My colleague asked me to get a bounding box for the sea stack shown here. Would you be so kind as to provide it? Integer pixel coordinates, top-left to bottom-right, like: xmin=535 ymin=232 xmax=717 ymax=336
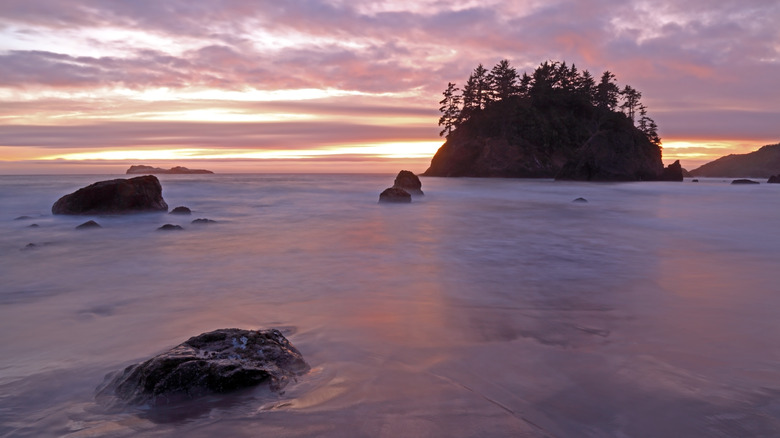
xmin=392 ymin=170 xmax=424 ymax=195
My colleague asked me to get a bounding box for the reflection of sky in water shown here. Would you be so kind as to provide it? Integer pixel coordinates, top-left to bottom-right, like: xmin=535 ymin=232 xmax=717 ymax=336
xmin=1 ymin=175 xmax=779 ymax=437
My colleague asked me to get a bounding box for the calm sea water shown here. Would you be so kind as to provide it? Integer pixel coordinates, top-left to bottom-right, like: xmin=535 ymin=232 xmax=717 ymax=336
xmin=1 ymin=173 xmax=779 ymax=437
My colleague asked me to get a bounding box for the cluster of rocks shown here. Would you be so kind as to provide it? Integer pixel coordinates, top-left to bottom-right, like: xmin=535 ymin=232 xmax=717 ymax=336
xmin=46 ymin=175 xmax=217 ymax=231
xmin=379 ymin=170 xmax=424 ymax=203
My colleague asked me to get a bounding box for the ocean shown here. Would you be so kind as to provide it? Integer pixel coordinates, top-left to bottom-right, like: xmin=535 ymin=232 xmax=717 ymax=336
xmin=1 ymin=173 xmax=779 ymax=437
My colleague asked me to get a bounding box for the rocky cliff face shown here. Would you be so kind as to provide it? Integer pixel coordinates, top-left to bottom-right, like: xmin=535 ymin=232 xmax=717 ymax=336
xmin=689 ymin=143 xmax=780 ymax=178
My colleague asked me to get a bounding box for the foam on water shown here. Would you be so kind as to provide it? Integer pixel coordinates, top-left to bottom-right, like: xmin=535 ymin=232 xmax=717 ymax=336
xmin=1 ymin=174 xmax=779 ymax=437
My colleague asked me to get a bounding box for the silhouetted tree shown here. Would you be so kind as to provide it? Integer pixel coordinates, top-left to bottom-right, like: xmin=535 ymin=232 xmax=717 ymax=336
xmin=438 ymin=82 xmax=461 ymax=137
xmin=595 ymin=71 xmax=620 ymax=110
xmin=489 ymin=59 xmax=520 ymax=102
xmin=460 ymin=64 xmax=490 ymax=119
xmin=620 ymin=85 xmax=642 ymax=122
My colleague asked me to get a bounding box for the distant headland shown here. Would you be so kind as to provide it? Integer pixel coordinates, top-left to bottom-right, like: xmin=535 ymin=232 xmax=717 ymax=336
xmin=126 ymin=165 xmax=214 ymax=175
xmin=689 ymin=143 xmax=780 ymax=178
xmin=424 ymin=60 xmax=681 ymax=181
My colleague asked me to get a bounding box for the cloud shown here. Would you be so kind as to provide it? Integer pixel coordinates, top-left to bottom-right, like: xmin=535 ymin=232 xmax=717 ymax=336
xmin=0 ymin=0 xmax=778 ymax=168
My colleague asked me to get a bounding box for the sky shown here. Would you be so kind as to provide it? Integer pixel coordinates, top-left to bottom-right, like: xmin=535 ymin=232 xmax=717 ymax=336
xmin=0 ymin=0 xmax=778 ymax=174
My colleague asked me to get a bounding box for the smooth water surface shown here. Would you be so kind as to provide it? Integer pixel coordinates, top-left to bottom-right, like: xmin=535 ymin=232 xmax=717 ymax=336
xmin=1 ymin=174 xmax=779 ymax=437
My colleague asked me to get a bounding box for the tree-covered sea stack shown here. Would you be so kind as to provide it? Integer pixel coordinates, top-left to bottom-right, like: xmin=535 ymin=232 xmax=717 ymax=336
xmin=426 ymin=60 xmax=679 ymax=181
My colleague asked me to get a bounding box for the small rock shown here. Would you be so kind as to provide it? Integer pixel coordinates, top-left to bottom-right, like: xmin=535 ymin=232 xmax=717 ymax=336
xmin=767 ymin=175 xmax=780 ymax=184
xmin=97 ymin=328 xmax=309 ymax=406
xmin=14 ymin=216 xmax=33 ymax=221
xmin=379 ymin=187 xmax=412 ymax=203
xmin=692 ymin=179 xmax=699 ymax=182
xmin=731 ymin=179 xmax=760 ymax=185
xmin=192 ymin=218 xmax=217 ymax=224
xmin=27 ymin=224 xmax=40 ymax=228
xmin=170 ymin=206 xmax=192 ymax=215
xmin=23 ymin=243 xmax=37 ymax=250
xmin=158 ymin=224 xmax=184 ymax=231
xmin=392 ymin=170 xmax=424 ymax=195
xmin=572 ymin=197 xmax=588 ymax=203
xmin=76 ymin=220 xmax=102 ymax=229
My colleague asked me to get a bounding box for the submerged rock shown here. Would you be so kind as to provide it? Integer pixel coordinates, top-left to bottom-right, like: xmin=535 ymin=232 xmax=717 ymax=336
xmin=76 ymin=220 xmax=102 ymax=229
xmin=52 ymin=176 xmax=168 ymax=215
xmin=14 ymin=215 xmax=33 ymax=221
xmin=192 ymin=218 xmax=217 ymax=224
xmin=731 ymin=179 xmax=760 ymax=185
xmin=379 ymin=187 xmax=412 ymax=203
xmin=27 ymin=224 xmax=40 ymax=228
xmin=170 ymin=206 xmax=192 ymax=215
xmin=157 ymin=224 xmax=184 ymax=231
xmin=98 ymin=328 xmax=309 ymax=406
xmin=392 ymin=170 xmax=424 ymax=195
xmin=572 ymin=197 xmax=588 ymax=203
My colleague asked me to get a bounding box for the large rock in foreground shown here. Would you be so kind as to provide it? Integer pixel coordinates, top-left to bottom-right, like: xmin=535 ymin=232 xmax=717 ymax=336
xmin=393 ymin=170 xmax=424 ymax=195
xmin=99 ymin=328 xmax=309 ymax=406
xmin=52 ymin=176 xmax=168 ymax=215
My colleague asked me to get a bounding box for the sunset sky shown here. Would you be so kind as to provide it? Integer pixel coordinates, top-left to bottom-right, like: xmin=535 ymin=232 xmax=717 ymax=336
xmin=0 ymin=0 xmax=778 ymax=174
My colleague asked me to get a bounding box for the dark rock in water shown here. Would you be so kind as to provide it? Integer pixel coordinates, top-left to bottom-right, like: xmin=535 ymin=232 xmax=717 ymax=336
xmin=98 ymin=328 xmax=309 ymax=406
xmin=572 ymin=197 xmax=588 ymax=203
xmin=768 ymin=175 xmax=780 ymax=184
xmin=379 ymin=187 xmax=412 ymax=203
xmin=14 ymin=216 xmax=33 ymax=221
xmin=28 ymin=224 xmax=40 ymax=228
xmin=692 ymin=179 xmax=699 ymax=182
xmin=170 ymin=206 xmax=192 ymax=215
xmin=392 ymin=170 xmax=424 ymax=195
xmin=731 ymin=179 xmax=760 ymax=185
xmin=76 ymin=220 xmax=101 ymax=229
xmin=660 ymin=160 xmax=684 ymax=181
xmin=158 ymin=224 xmax=184 ymax=231
xmin=192 ymin=218 xmax=217 ymax=224
xmin=24 ymin=243 xmax=37 ymax=250
xmin=127 ymin=165 xmax=214 ymax=174
xmin=52 ymin=176 xmax=168 ymax=215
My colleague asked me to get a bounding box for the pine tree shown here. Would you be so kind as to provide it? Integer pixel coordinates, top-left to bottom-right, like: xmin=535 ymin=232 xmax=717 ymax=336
xmin=595 ymin=71 xmax=620 ymax=110
xmin=438 ymin=82 xmax=462 ymax=137
xmin=620 ymin=85 xmax=642 ymax=122
xmin=488 ymin=59 xmax=519 ymax=102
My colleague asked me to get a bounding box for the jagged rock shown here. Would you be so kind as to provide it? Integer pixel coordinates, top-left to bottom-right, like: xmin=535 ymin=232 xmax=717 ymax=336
xmin=660 ymin=160 xmax=684 ymax=181
xmin=170 ymin=206 xmax=192 ymax=215
xmin=76 ymin=220 xmax=101 ymax=229
xmin=768 ymin=175 xmax=780 ymax=184
xmin=379 ymin=188 xmax=412 ymax=203
xmin=127 ymin=165 xmax=214 ymax=174
xmin=392 ymin=170 xmax=424 ymax=195
xmin=158 ymin=224 xmax=184 ymax=231
xmin=572 ymin=197 xmax=588 ymax=203
xmin=192 ymin=218 xmax=217 ymax=224
xmin=52 ymin=176 xmax=168 ymax=215
xmin=98 ymin=328 xmax=309 ymax=406
xmin=731 ymin=179 xmax=760 ymax=185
